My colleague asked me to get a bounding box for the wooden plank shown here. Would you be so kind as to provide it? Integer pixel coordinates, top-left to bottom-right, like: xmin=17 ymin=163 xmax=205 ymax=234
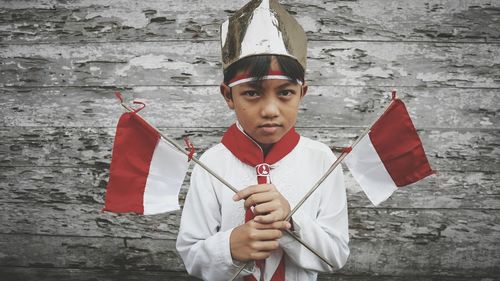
xmin=0 ymin=267 xmax=494 ymax=281
xmin=1 ymin=202 xmax=498 ymax=242
xmin=0 ymin=233 xmax=498 ymax=276
xmin=0 ymin=203 xmax=181 ymax=240
xmin=0 ymin=166 xmax=110 ymax=206
xmin=1 ymin=127 xmax=498 ymax=172
xmin=1 ymin=166 xmax=498 ymax=209
xmin=353 ymin=171 xmax=500 ymax=209
xmin=341 ymin=239 xmax=500 ymax=276
xmin=2 ymin=41 xmax=499 ymax=88
xmin=0 ymin=234 xmax=185 ymax=271
xmin=1 ymin=86 xmax=498 ymax=129
xmin=1 ymin=0 xmax=499 ymax=43
xmin=0 ymin=267 xmax=199 ymax=281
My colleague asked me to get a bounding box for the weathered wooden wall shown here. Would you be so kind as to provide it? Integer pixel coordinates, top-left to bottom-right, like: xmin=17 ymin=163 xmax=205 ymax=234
xmin=1 ymin=0 xmax=499 ymax=280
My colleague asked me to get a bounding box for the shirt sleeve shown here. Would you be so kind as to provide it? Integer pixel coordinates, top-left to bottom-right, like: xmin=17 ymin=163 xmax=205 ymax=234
xmin=279 ymin=154 xmax=350 ymax=272
xmin=176 ymin=162 xmax=253 ymax=280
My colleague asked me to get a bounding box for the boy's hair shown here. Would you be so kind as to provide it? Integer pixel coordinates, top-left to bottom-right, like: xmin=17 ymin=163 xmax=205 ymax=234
xmin=223 ymin=55 xmax=305 ymax=85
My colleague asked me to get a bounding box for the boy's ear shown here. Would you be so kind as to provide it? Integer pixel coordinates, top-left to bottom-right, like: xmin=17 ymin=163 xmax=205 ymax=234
xmin=220 ymin=83 xmax=234 ymax=109
xmin=300 ymin=82 xmax=308 ymax=100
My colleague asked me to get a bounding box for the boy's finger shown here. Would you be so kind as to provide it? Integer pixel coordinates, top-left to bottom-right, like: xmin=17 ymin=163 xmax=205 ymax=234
xmin=233 ymin=184 xmax=273 ymax=201
xmin=250 ymin=251 xmax=272 ymax=261
xmin=247 ymin=226 xmax=283 ymax=240
xmin=253 ymin=201 xmax=278 ymax=215
xmin=269 ymin=221 xmax=291 ymax=230
xmin=254 ymin=220 xmax=291 ymax=230
xmin=252 ymin=240 xmax=280 ymax=252
xmin=244 ymin=193 xmax=278 ymax=209
xmin=254 ymin=212 xmax=282 ymax=224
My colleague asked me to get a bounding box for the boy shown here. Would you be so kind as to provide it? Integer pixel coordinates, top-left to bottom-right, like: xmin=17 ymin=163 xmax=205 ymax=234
xmin=176 ymin=1 xmax=349 ymax=280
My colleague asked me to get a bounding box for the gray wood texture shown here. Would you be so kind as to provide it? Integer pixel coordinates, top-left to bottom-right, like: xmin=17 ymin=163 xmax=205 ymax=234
xmin=1 ymin=0 xmax=499 ymax=280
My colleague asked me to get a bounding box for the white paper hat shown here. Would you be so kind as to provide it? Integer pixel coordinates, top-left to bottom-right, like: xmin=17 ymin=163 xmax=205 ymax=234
xmin=220 ymin=0 xmax=307 ymax=71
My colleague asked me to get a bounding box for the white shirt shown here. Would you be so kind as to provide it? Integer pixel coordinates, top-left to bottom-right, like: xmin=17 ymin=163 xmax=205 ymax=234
xmin=176 ymin=136 xmax=349 ymax=281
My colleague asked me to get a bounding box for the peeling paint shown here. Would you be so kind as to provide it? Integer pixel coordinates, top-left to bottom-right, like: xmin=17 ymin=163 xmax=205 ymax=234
xmin=116 ymin=54 xmax=195 ymax=77
xmin=85 ymin=8 xmax=149 ymax=29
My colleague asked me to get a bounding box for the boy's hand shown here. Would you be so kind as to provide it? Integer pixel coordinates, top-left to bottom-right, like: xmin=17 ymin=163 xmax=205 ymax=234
xmin=233 ymin=184 xmax=291 ymax=224
xmin=230 ymin=220 xmax=291 ymax=261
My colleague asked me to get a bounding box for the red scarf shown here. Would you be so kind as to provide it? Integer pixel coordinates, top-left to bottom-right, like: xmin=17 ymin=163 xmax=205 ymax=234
xmin=222 ymin=123 xmax=300 ymax=281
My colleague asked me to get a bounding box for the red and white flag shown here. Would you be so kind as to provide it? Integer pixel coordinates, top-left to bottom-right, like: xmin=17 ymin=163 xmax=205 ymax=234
xmin=103 ymin=112 xmax=189 ymax=215
xmin=345 ymin=97 xmax=435 ymax=206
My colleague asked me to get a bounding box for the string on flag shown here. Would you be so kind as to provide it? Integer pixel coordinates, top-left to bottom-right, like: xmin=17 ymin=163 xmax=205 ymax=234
xmin=184 ymin=137 xmax=196 ymax=162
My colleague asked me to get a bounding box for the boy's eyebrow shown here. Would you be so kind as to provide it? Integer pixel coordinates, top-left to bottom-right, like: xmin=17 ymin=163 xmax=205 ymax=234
xmin=241 ymin=81 xmax=263 ymax=90
xmin=276 ymin=81 xmax=296 ymax=90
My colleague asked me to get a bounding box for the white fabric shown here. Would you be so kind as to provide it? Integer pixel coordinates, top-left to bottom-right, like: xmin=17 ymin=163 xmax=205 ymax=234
xmin=228 ymin=75 xmax=303 ymax=88
xmin=176 ymin=137 xmax=350 ymax=281
xmin=143 ymin=139 xmax=190 ymax=215
xmin=345 ymin=134 xmax=398 ymax=206
xmin=240 ymin=2 xmax=289 ymax=61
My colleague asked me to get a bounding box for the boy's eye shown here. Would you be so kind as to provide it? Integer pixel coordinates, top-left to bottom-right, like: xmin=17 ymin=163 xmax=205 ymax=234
xmin=242 ymin=91 xmax=260 ymax=97
xmin=279 ymin=89 xmax=295 ymax=97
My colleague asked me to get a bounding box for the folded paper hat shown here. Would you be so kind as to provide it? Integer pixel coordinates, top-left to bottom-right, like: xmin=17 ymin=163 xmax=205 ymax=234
xmin=220 ymin=0 xmax=307 ymax=71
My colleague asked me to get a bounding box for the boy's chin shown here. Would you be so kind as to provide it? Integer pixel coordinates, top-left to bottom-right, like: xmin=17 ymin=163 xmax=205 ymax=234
xmin=254 ymin=135 xmax=285 ymax=146
xmin=252 ymin=127 xmax=291 ymax=145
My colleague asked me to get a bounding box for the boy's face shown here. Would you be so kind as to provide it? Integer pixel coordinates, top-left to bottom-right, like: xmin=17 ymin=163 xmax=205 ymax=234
xmin=221 ymin=60 xmax=307 ymax=146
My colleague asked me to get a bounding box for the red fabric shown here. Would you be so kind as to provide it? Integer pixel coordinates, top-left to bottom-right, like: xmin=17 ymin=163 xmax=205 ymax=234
xmin=221 ymin=124 xmax=300 ymax=166
xmin=369 ymin=99 xmax=434 ymax=187
xmin=103 ymin=112 xmax=160 ymax=214
xmin=222 ymin=124 xmax=299 ymax=281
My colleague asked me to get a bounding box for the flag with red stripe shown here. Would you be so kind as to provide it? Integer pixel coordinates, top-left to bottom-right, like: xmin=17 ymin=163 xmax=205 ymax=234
xmin=345 ymin=98 xmax=435 ymax=206
xmin=104 ymin=112 xmax=189 ymax=215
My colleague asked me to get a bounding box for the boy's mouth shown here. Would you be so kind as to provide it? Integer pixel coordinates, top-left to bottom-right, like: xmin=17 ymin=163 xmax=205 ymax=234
xmin=259 ymin=123 xmax=282 ymax=128
xmin=258 ymin=123 xmax=282 ymax=134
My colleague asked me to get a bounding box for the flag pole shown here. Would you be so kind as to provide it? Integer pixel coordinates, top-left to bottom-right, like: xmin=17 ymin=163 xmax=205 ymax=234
xmin=228 ymin=228 xmax=336 ymax=281
xmin=118 ymin=98 xmax=239 ymax=194
xmin=230 ymin=93 xmax=398 ymax=281
xmin=116 ymin=92 xmax=397 ymax=280
xmin=115 ymin=94 xmax=337 ymax=280
xmin=286 ymin=92 xmax=396 ymax=221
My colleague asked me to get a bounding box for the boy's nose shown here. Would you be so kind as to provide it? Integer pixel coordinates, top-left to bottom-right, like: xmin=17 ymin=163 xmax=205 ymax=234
xmin=260 ymin=97 xmax=280 ymax=119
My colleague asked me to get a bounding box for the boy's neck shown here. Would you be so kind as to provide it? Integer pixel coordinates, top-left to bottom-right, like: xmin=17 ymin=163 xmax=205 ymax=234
xmin=260 ymin=143 xmax=274 ymax=157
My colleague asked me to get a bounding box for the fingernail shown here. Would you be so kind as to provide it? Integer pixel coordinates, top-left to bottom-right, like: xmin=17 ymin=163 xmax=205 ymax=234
xmin=232 ymin=194 xmax=238 ymax=201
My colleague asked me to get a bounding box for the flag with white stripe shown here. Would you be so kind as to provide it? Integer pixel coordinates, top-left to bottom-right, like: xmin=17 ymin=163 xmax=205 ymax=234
xmin=104 ymin=112 xmax=189 ymax=215
xmin=345 ymin=98 xmax=435 ymax=206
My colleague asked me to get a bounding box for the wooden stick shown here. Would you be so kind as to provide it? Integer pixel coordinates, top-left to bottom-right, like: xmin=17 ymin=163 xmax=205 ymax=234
xmin=285 ymin=151 xmax=348 ymax=221
xmin=118 ymin=99 xmax=333 ymax=280
xmin=231 ymin=94 xmax=397 ymax=280
xmin=286 ymin=95 xmax=396 ymax=220
xmin=120 ymin=102 xmax=239 ymax=194
xmin=120 ymin=92 xmax=396 ymax=280
xmin=283 ymin=229 xmax=335 ymax=268
xmin=228 ymin=228 xmax=336 ymax=280
xmin=228 ymin=263 xmax=246 ymax=281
